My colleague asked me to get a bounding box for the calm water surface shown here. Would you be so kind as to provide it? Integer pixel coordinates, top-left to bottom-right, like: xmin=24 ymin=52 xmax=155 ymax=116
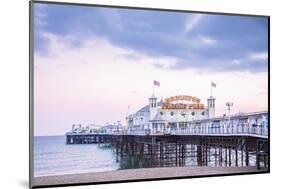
xmin=34 ymin=136 xmax=119 ymax=177
xmin=34 ymin=135 xmax=257 ymax=177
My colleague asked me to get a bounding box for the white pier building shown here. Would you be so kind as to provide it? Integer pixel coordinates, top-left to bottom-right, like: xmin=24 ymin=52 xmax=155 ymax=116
xmin=128 ymin=94 xmax=216 ymax=133
xmin=127 ymin=94 xmax=268 ymax=137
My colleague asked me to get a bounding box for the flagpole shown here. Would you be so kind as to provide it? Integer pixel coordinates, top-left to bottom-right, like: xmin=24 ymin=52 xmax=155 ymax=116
xmin=211 ymin=84 xmax=212 ymax=97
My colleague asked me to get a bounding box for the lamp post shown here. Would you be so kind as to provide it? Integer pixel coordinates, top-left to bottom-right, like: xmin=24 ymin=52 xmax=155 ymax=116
xmin=225 ymin=102 xmax=234 ymax=133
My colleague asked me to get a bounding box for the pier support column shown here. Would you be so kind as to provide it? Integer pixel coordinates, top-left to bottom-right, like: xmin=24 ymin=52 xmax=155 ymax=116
xmin=256 ymin=153 xmax=260 ymax=170
xmin=245 ymin=142 xmax=249 ymax=166
xmin=160 ymin=143 xmax=163 ymax=166
xmin=235 ymin=149 xmax=238 ymax=167
xmin=245 ymin=151 xmax=249 ymax=166
xmin=219 ymin=147 xmax=223 ymax=166
xmin=225 ymin=148 xmax=228 ymax=166
xmin=264 ymin=154 xmax=267 ymax=168
xmin=208 ymin=147 xmax=211 ymax=162
xmin=228 ymin=148 xmax=231 ymax=166
xmin=197 ymin=145 xmax=202 ymax=166
xmin=176 ymin=143 xmax=178 ymax=166
xmin=182 ymin=144 xmax=185 ymax=166
xmin=205 ymin=146 xmax=208 ymax=166
xmin=241 ymin=150 xmax=244 ymax=166
xmin=256 ymin=141 xmax=261 ymax=170
xmin=116 ymin=142 xmax=119 ymax=162
xmin=215 ymin=147 xmax=217 ymax=166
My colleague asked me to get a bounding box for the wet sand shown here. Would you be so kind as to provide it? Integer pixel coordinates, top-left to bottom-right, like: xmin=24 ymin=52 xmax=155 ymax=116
xmin=33 ymin=166 xmax=268 ymax=187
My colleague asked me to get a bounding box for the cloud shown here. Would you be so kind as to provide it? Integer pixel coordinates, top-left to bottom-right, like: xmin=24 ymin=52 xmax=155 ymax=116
xmin=199 ymin=35 xmax=217 ymax=45
xmin=33 ymin=3 xmax=268 ymax=73
xmin=230 ymin=51 xmax=269 ymax=64
xmin=228 ymin=51 xmax=268 ymax=71
xmin=184 ymin=14 xmax=203 ymax=32
xmin=36 ymin=32 xmax=178 ymax=70
xmin=231 ymin=59 xmax=242 ymax=65
xmin=249 ymin=52 xmax=268 ymax=60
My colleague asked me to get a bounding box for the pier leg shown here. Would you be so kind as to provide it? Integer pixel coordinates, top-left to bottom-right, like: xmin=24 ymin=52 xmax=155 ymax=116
xmin=160 ymin=143 xmax=163 ymax=166
xmin=256 ymin=153 xmax=260 ymax=170
xmin=215 ymin=147 xmax=217 ymax=166
xmin=256 ymin=141 xmax=260 ymax=170
xmin=219 ymin=147 xmax=222 ymax=166
xmin=241 ymin=150 xmax=244 ymax=166
xmin=120 ymin=142 xmax=123 ymax=157
xmin=245 ymin=151 xmax=249 ymax=166
xmin=141 ymin=143 xmax=144 ymax=160
xmin=235 ymin=149 xmax=238 ymax=167
xmin=225 ymin=148 xmax=228 ymax=166
xmin=197 ymin=145 xmax=202 ymax=166
xmin=201 ymin=145 xmax=204 ymax=166
xmin=180 ymin=144 xmax=183 ymax=166
xmin=182 ymin=144 xmax=185 ymax=166
xmin=176 ymin=143 xmax=178 ymax=166
xmin=229 ymin=148 xmax=231 ymax=166
xmin=205 ymin=146 xmax=208 ymax=166
xmin=132 ymin=142 xmax=135 ymax=156
xmin=116 ymin=142 xmax=119 ymax=162
xmin=207 ymin=146 xmax=210 ymax=165
xmin=264 ymin=154 xmax=267 ymax=167
xmin=125 ymin=139 xmax=128 ymax=153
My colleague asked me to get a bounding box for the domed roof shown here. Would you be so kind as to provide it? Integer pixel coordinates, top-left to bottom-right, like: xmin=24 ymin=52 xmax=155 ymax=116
xmin=152 ymin=112 xmax=166 ymax=121
xmin=157 ymin=99 xmax=164 ymax=106
xmin=136 ymin=105 xmax=149 ymax=113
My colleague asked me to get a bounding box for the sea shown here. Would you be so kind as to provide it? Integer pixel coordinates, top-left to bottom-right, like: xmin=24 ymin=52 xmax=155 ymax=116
xmin=34 ymin=135 xmax=257 ymax=177
xmin=34 ymin=136 xmax=119 ymax=177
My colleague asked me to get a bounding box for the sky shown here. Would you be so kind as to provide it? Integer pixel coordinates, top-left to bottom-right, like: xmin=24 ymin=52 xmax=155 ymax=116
xmin=33 ymin=3 xmax=268 ymax=136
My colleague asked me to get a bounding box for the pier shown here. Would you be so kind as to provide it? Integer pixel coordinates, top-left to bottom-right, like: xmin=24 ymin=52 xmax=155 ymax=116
xmin=65 ymin=113 xmax=269 ymax=170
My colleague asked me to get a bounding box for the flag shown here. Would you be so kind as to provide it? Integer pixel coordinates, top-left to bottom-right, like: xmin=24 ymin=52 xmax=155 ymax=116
xmin=211 ymin=82 xmax=216 ymax=88
xmin=153 ymin=80 xmax=160 ymax=87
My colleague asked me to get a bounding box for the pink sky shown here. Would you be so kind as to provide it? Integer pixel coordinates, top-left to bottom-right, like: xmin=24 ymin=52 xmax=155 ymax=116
xmin=34 ymin=33 xmax=268 ymax=136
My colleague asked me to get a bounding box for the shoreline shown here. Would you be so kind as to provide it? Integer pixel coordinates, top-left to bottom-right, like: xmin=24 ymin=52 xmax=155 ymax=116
xmin=33 ymin=166 xmax=268 ymax=187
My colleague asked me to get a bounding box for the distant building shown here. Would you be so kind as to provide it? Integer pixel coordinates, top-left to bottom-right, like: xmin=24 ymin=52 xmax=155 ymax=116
xmin=70 ymin=122 xmax=125 ymax=134
xmin=101 ymin=121 xmax=125 ymax=134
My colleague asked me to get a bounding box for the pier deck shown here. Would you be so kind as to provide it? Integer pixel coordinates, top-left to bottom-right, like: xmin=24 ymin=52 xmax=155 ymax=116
xmin=65 ymin=133 xmax=268 ymax=170
xmin=63 ymin=120 xmax=269 ymax=184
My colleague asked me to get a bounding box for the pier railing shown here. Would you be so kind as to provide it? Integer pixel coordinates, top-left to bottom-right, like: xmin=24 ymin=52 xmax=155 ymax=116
xmin=128 ymin=123 xmax=268 ymax=138
xmin=172 ymin=123 xmax=267 ymax=137
xmin=66 ymin=124 xmax=268 ymax=138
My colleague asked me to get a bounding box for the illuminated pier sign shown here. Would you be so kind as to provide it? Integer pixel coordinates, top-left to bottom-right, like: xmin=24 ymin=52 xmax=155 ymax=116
xmin=162 ymin=95 xmax=204 ymax=109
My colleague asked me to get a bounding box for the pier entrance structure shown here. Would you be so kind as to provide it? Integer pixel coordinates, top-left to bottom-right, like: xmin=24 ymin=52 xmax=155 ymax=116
xmin=128 ymin=95 xmax=217 ymax=134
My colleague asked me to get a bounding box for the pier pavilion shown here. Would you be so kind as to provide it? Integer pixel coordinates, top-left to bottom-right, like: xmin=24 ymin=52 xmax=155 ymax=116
xmin=127 ymin=94 xmax=216 ymax=134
